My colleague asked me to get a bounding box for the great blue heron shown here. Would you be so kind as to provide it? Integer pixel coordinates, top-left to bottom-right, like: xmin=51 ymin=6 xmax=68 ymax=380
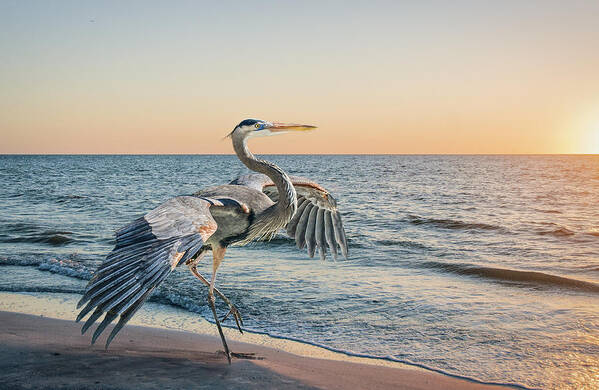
xmin=76 ymin=119 xmax=348 ymax=362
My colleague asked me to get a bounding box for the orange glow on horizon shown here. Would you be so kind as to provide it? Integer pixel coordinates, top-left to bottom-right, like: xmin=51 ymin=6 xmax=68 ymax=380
xmin=1 ymin=2 xmax=599 ymax=155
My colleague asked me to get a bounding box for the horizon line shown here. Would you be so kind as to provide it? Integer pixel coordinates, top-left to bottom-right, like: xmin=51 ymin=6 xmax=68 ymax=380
xmin=2 ymin=153 xmax=598 ymax=156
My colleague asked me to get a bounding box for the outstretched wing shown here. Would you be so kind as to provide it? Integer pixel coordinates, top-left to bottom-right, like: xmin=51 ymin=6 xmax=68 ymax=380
xmin=76 ymin=196 xmax=218 ymax=348
xmin=231 ymin=174 xmax=348 ymax=260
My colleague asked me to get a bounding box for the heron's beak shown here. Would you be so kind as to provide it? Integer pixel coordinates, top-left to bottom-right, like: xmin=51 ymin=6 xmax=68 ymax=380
xmin=267 ymin=123 xmax=317 ymax=133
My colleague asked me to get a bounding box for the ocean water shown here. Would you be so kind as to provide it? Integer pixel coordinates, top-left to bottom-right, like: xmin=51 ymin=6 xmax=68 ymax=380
xmin=1 ymin=154 xmax=598 ymax=389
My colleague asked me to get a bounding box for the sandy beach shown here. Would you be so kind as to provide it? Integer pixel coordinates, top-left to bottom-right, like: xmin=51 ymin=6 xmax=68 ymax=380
xmin=0 ymin=308 xmax=513 ymax=390
xmin=3 ymin=1 xmax=599 ymax=388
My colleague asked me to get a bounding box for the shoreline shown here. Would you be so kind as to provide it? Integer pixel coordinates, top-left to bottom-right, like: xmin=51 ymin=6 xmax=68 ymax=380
xmin=0 ymin=291 xmax=424 ymax=370
xmin=0 ymin=291 xmax=518 ymax=389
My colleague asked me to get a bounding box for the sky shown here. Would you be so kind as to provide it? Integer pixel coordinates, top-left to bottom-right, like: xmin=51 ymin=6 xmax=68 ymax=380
xmin=1 ymin=0 xmax=599 ymax=154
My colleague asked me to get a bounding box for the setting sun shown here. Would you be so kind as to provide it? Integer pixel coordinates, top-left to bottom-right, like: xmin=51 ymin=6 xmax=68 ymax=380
xmin=576 ymin=111 xmax=599 ymax=153
xmin=588 ymin=128 xmax=599 ymax=154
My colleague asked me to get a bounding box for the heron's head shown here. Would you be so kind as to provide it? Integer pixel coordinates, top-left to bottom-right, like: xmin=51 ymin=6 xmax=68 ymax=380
xmin=228 ymin=118 xmax=316 ymax=139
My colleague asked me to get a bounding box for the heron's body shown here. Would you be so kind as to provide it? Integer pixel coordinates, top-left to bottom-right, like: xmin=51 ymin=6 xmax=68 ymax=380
xmin=76 ymin=119 xmax=348 ymax=362
xmin=196 ymin=184 xmax=271 ymax=247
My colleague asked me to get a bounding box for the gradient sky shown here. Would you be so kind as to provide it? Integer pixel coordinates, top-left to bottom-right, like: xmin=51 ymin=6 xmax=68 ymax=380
xmin=2 ymin=0 xmax=599 ymax=154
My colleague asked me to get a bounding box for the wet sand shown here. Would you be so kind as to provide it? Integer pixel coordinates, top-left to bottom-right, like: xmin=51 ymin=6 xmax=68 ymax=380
xmin=0 ymin=311 xmax=512 ymax=390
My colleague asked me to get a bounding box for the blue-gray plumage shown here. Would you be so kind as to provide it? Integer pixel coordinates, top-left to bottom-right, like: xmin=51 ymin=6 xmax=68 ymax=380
xmin=76 ymin=118 xmax=348 ymax=363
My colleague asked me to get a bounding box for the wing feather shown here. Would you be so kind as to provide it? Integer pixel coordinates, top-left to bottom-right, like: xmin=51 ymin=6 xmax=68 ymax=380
xmin=324 ymin=211 xmax=337 ymax=260
xmin=295 ymin=203 xmax=314 ymax=249
xmin=332 ymin=211 xmax=348 ymax=258
xmin=286 ymin=198 xmax=310 ymax=236
xmin=81 ymin=309 xmax=103 ymax=334
xmin=232 ymin=173 xmax=349 ymax=260
xmin=76 ymin=196 xmax=218 ymax=348
xmin=305 ymin=206 xmax=318 ymax=258
xmin=104 ymin=287 xmax=155 ymax=348
xmin=315 ymin=208 xmax=326 ymax=261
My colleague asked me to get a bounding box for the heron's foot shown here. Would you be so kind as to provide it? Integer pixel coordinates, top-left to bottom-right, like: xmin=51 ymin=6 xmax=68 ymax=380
xmin=231 ymin=352 xmax=263 ymax=360
xmin=221 ymin=304 xmax=244 ymax=334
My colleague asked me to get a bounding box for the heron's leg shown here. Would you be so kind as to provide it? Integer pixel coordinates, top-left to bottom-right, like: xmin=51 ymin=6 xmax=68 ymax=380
xmin=208 ymin=246 xmax=232 ymax=363
xmin=186 ymin=256 xmax=244 ymax=333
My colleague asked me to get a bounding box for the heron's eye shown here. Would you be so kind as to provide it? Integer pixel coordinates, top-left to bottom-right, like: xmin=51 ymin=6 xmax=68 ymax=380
xmin=255 ymin=123 xmax=261 ymax=129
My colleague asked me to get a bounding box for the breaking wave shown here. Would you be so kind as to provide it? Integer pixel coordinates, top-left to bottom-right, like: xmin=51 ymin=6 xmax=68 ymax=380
xmin=537 ymin=227 xmax=575 ymax=237
xmin=418 ymin=261 xmax=599 ymax=293
xmin=376 ymin=239 xmax=432 ymax=251
xmin=405 ymin=215 xmax=502 ymax=232
xmin=37 ymin=258 xmax=93 ymax=280
xmin=0 ymin=223 xmax=78 ymax=246
xmin=0 ymin=256 xmax=93 ymax=280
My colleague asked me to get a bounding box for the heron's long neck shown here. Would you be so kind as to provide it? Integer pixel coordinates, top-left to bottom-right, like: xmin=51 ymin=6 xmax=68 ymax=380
xmin=233 ymin=135 xmax=297 ymax=225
